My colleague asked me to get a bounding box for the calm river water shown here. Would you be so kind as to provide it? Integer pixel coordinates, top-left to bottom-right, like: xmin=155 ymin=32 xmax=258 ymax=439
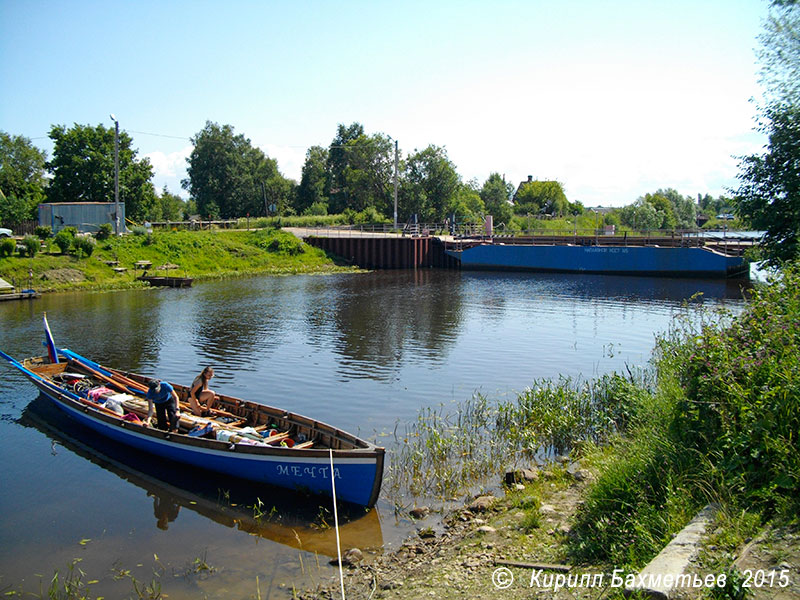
xmin=0 ymin=270 xmax=747 ymax=598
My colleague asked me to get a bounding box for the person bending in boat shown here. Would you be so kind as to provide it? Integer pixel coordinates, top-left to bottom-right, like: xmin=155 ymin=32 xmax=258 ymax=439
xmin=188 ymin=366 xmax=217 ymax=416
xmin=145 ymin=379 xmax=180 ymax=432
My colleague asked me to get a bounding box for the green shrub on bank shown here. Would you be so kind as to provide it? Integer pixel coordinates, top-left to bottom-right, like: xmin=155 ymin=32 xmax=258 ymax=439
xmin=676 ymin=266 xmax=800 ymax=512
xmin=249 ymin=229 xmax=305 ymax=255
xmin=34 ymin=225 xmax=51 ymax=240
xmin=72 ymin=235 xmax=95 ymax=257
xmin=53 ymin=229 xmax=75 ymax=254
xmin=95 ymin=223 xmax=113 ymax=240
xmin=19 ymin=235 xmax=40 ymax=257
xmin=0 ymin=238 xmax=16 ymax=258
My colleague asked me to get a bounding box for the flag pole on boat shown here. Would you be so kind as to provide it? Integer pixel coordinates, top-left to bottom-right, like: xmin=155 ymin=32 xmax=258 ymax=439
xmin=43 ymin=312 xmax=59 ymax=364
xmin=329 ymin=448 xmax=346 ymax=600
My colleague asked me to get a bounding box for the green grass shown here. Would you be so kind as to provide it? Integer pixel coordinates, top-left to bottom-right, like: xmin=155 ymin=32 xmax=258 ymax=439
xmin=0 ymin=228 xmax=356 ymax=292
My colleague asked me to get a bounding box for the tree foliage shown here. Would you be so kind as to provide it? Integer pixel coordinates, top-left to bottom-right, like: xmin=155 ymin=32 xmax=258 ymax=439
xmin=448 ymin=182 xmax=485 ymax=223
xmin=480 ymin=173 xmax=513 ymax=224
xmin=0 ymin=131 xmax=48 ymax=226
xmin=619 ymin=199 xmax=662 ymax=231
xmin=618 ymin=189 xmax=697 ymax=231
xmin=735 ymin=2 xmax=800 ymax=265
xmin=513 ymin=180 xmax=569 ymax=216
xmin=326 ymin=123 xmax=365 ymax=214
xmin=47 ymin=123 xmax=157 ymax=221
xmin=402 ymin=145 xmax=460 ymax=222
xmin=153 ymin=186 xmax=187 ymax=221
xmin=325 ymin=124 xmax=394 ymax=216
xmin=296 ymin=145 xmax=329 ymax=215
xmin=183 ymin=121 xmax=290 ymax=219
xmin=758 ymin=1 xmax=800 ymax=107
xmin=735 ymin=104 xmax=800 ymax=264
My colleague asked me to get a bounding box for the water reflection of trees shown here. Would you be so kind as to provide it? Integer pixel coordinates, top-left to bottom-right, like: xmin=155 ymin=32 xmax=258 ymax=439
xmin=189 ymin=280 xmax=290 ymax=367
xmin=39 ymin=289 xmax=164 ymax=371
xmin=310 ymin=271 xmax=466 ymax=381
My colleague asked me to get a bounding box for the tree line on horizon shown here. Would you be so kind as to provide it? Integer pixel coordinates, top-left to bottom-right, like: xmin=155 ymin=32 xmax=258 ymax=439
xmin=0 ymin=120 xmax=736 ymax=229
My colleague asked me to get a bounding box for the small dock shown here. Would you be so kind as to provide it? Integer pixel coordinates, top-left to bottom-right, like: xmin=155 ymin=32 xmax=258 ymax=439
xmin=0 ymin=290 xmax=39 ymax=302
xmin=138 ymin=276 xmax=193 ymax=288
xmin=0 ymin=277 xmax=39 ymax=301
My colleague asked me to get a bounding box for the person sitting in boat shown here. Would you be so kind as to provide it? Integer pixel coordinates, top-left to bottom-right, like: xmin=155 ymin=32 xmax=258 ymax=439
xmin=188 ymin=366 xmax=217 ymax=416
xmin=145 ymin=379 xmax=180 ymax=432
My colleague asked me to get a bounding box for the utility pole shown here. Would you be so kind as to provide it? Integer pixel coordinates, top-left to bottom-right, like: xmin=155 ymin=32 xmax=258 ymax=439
xmin=110 ymin=114 xmax=120 ymax=235
xmin=393 ymin=139 xmax=399 ymax=230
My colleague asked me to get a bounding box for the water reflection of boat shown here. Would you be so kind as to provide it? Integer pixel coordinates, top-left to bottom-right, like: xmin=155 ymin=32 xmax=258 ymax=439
xmin=19 ymin=397 xmax=383 ymax=557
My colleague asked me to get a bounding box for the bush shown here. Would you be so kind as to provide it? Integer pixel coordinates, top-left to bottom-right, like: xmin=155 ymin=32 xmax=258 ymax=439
xmin=34 ymin=226 xmax=51 ymax=240
xmin=72 ymin=235 xmax=95 ymax=258
xmin=53 ymin=229 xmax=75 ymax=254
xmin=303 ymin=201 xmax=329 ymax=216
xmin=0 ymin=238 xmax=15 ymax=258
xmin=19 ymin=235 xmax=40 ymax=257
xmin=675 ymin=266 xmax=800 ymax=513
xmin=95 ymin=223 xmax=113 ymax=240
xmin=131 ymin=226 xmax=148 ymax=236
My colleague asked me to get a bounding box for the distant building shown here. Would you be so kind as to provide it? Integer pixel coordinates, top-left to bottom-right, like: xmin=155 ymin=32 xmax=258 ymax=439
xmin=38 ymin=202 xmax=125 ymax=234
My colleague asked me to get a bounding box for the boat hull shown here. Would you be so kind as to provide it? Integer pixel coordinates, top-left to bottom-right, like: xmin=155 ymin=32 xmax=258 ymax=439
xmin=20 ymin=363 xmax=383 ymax=508
xmin=447 ymin=244 xmax=749 ymax=278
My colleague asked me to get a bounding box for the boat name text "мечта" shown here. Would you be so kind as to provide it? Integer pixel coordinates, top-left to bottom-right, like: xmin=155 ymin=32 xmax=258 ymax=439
xmin=276 ymin=465 xmax=342 ymax=479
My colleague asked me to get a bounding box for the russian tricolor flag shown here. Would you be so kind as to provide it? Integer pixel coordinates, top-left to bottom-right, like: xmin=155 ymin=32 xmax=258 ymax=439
xmin=43 ymin=313 xmax=59 ymax=364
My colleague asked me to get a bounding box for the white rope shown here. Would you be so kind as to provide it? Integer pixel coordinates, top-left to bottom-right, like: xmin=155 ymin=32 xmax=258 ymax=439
xmin=329 ymin=448 xmax=346 ymax=600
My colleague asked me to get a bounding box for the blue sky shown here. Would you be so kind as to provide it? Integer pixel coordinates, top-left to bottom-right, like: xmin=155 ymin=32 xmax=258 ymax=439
xmin=1 ymin=0 xmax=768 ymax=207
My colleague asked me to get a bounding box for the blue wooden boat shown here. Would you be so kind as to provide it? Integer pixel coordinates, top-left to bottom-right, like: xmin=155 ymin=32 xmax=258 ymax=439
xmin=1 ymin=345 xmax=384 ymax=508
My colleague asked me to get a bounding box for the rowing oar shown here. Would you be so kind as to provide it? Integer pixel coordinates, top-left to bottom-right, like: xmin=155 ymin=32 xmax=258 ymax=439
xmin=69 ymin=356 xmax=240 ymax=420
xmin=74 ymin=359 xmax=149 ymax=395
xmin=67 ymin=359 xmax=134 ymax=395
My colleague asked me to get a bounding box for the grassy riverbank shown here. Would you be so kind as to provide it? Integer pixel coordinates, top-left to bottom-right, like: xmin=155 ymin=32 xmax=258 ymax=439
xmin=0 ymin=228 xmax=355 ymax=292
xmin=355 ymin=265 xmax=799 ymax=599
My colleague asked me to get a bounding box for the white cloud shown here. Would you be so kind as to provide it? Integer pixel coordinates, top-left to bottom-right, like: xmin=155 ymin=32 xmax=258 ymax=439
xmin=145 ymin=146 xmax=192 ymax=178
xmin=145 ymin=146 xmax=192 ymax=197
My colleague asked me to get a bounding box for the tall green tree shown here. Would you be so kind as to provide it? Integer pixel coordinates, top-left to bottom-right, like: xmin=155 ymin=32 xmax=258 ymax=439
xmin=47 ymin=123 xmax=157 ymax=221
xmin=735 ymin=1 xmax=800 ymax=265
xmin=402 ymin=145 xmax=460 ymax=222
xmin=0 ymin=131 xmax=48 ymax=226
xmin=183 ymin=121 xmax=289 ymax=218
xmin=327 ymin=122 xmax=365 ymax=214
xmin=480 ymin=173 xmax=513 ymax=224
xmin=296 ymin=145 xmax=329 ymax=214
xmin=325 ymin=123 xmax=394 ymax=216
xmin=341 ymin=133 xmax=394 ymax=214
